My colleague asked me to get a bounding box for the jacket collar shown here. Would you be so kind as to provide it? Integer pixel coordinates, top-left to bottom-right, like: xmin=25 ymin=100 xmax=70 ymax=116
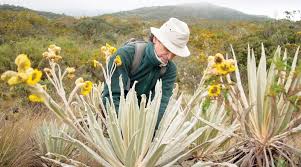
xmin=154 ymin=50 xmax=168 ymax=66
xmin=145 ymin=42 xmax=162 ymax=66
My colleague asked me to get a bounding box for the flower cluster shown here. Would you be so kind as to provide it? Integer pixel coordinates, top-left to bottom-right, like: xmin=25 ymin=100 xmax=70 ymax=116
xmin=1 ymin=54 xmax=42 ymax=86
xmin=1 ymin=54 xmax=43 ymax=102
xmin=42 ymin=44 xmax=93 ymax=96
xmin=100 ymin=43 xmax=122 ymax=67
xmin=1 ymin=44 xmax=97 ymax=105
xmin=66 ymin=67 xmax=76 ymax=79
xmin=75 ymin=77 xmax=93 ymax=96
xmin=101 ymin=43 xmax=117 ymax=58
xmin=42 ymin=44 xmax=62 ymax=62
xmin=207 ymin=53 xmax=236 ymax=76
xmin=206 ymin=53 xmax=236 ymax=98
xmin=114 ymin=55 xmax=122 ymax=66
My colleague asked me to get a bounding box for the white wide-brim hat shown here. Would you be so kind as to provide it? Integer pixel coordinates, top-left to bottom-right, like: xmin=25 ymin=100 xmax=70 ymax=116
xmin=151 ymin=17 xmax=190 ymax=57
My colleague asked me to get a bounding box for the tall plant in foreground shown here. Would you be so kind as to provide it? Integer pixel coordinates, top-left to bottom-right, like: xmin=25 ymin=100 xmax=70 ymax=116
xmin=185 ymin=53 xmax=239 ymax=161
xmin=221 ymin=45 xmax=301 ymax=166
xmin=1 ymin=44 xmax=218 ymax=166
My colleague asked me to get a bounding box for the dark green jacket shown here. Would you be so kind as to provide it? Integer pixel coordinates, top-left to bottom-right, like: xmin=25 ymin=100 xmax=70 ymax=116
xmin=103 ymin=42 xmax=177 ymax=124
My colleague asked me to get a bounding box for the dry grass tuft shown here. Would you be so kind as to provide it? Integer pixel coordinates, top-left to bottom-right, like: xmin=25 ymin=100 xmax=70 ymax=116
xmin=0 ymin=111 xmax=46 ymax=167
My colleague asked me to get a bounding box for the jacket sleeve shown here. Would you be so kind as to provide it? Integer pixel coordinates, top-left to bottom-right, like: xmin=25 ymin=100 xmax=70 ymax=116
xmin=157 ymin=62 xmax=177 ymax=123
xmin=102 ymin=45 xmax=134 ymax=112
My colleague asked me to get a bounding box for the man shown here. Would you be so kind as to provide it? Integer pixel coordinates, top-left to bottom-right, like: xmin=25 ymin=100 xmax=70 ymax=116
xmin=103 ymin=17 xmax=190 ymax=126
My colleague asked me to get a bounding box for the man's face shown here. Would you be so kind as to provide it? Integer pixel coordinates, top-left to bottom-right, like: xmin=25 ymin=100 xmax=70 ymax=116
xmin=153 ymin=37 xmax=176 ymax=64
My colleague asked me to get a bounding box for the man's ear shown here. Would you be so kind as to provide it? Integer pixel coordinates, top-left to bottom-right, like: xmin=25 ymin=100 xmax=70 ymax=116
xmin=153 ymin=36 xmax=157 ymax=43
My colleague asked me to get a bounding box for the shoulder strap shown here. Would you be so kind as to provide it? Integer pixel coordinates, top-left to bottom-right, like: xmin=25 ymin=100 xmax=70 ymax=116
xmin=130 ymin=41 xmax=167 ymax=77
xmin=130 ymin=41 xmax=147 ymax=75
xmin=125 ymin=41 xmax=147 ymax=91
xmin=125 ymin=41 xmax=166 ymax=90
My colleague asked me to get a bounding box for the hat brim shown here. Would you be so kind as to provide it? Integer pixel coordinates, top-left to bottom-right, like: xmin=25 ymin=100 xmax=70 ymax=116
xmin=151 ymin=27 xmax=190 ymax=57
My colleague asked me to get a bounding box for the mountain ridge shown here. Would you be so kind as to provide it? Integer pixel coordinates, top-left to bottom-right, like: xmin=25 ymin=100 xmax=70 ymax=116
xmin=0 ymin=4 xmax=66 ymax=19
xmin=110 ymin=2 xmax=270 ymax=21
xmin=0 ymin=3 xmax=271 ymax=21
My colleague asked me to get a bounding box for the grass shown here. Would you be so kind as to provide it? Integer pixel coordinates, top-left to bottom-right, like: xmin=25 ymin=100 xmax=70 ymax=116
xmin=0 ymin=111 xmax=43 ymax=167
xmin=0 ymin=99 xmax=104 ymax=167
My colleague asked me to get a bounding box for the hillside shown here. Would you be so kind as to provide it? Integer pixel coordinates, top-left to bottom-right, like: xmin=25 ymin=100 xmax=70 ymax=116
xmin=1 ymin=3 xmax=270 ymax=21
xmin=0 ymin=4 xmax=66 ymax=19
xmin=112 ymin=2 xmax=270 ymax=21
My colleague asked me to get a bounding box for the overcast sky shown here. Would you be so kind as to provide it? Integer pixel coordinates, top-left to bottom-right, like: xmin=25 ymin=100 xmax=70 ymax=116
xmin=1 ymin=0 xmax=300 ymax=19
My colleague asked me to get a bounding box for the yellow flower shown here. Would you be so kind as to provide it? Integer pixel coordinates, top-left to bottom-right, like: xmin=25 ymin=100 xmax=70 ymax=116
xmin=80 ymin=81 xmax=93 ymax=96
xmin=44 ymin=68 xmax=52 ymax=74
xmin=101 ymin=43 xmax=117 ymax=56
xmin=208 ymin=84 xmax=221 ymax=97
xmin=6 ymin=72 xmax=26 ymax=85
xmin=26 ymin=69 xmax=42 ymax=85
xmin=43 ymin=51 xmax=60 ymax=61
xmin=215 ymin=61 xmax=236 ymax=75
xmin=75 ymin=77 xmax=84 ymax=85
xmin=214 ymin=53 xmax=224 ymax=64
xmin=66 ymin=67 xmax=75 ymax=74
xmin=1 ymin=71 xmax=18 ymax=81
xmin=110 ymin=47 xmax=117 ymax=54
xmin=297 ymin=31 xmax=301 ymax=35
xmin=52 ymin=55 xmax=62 ymax=62
xmin=7 ymin=76 xmax=19 ymax=85
xmin=15 ymin=54 xmax=29 ymax=66
xmin=114 ymin=55 xmax=122 ymax=66
xmin=43 ymin=45 xmax=62 ymax=62
xmin=48 ymin=44 xmax=61 ymax=55
xmin=93 ymin=60 xmax=99 ymax=68
xmin=42 ymin=52 xmax=50 ymax=59
xmin=28 ymin=94 xmax=44 ymax=103
xmin=17 ymin=72 xmax=28 ymax=82
xmin=15 ymin=54 xmax=31 ymax=72
xmin=6 ymin=72 xmax=28 ymax=85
